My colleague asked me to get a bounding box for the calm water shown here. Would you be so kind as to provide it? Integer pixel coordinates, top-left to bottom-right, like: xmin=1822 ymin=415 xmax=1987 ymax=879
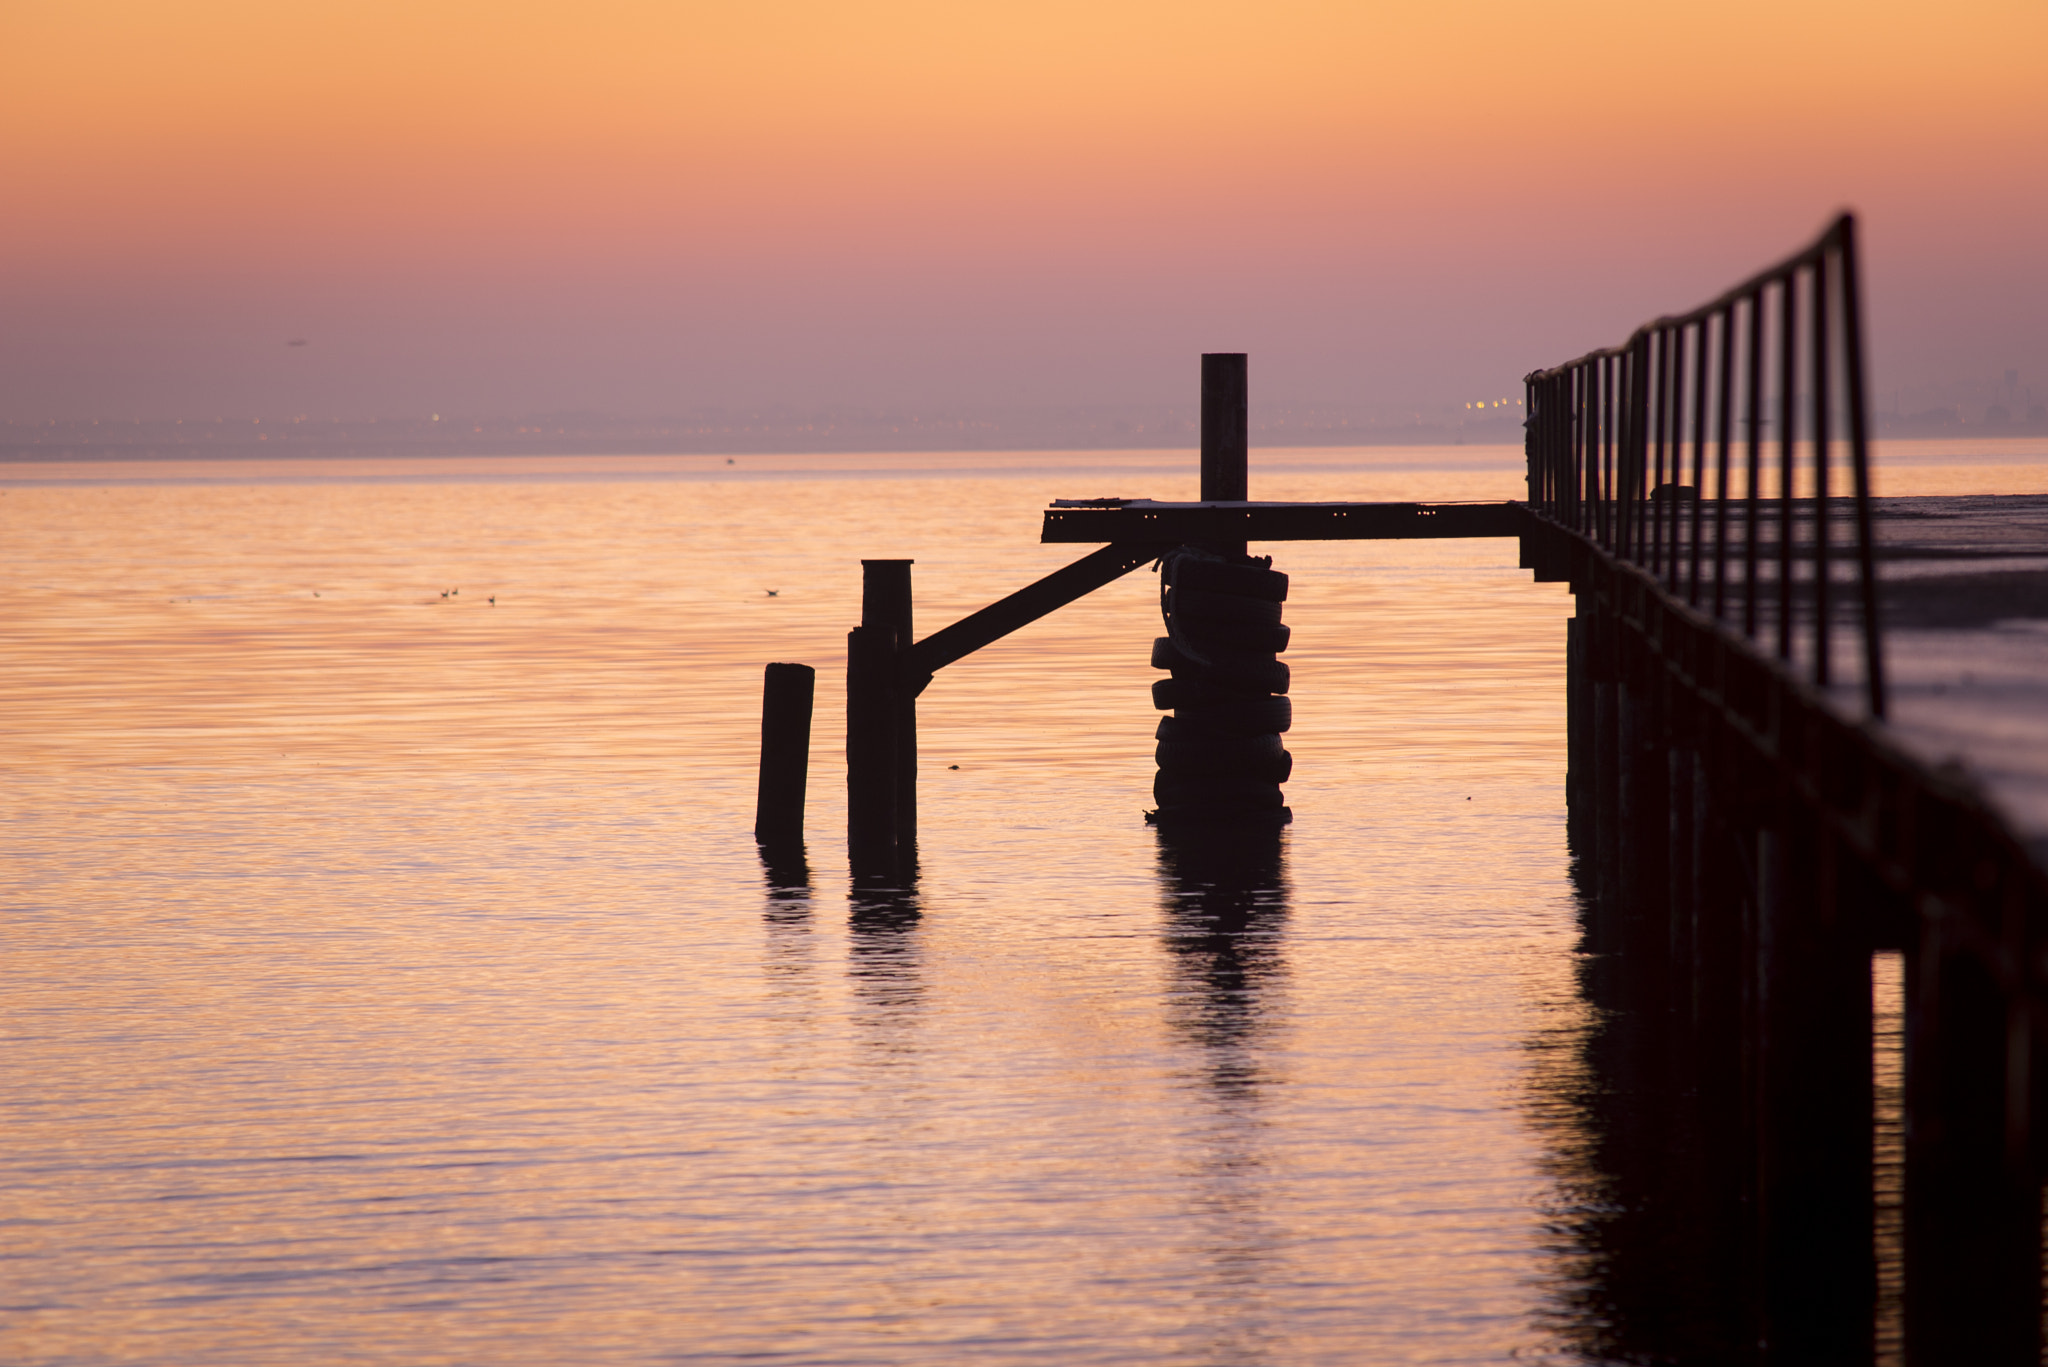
xmin=3 ymin=442 xmax=2040 ymax=1365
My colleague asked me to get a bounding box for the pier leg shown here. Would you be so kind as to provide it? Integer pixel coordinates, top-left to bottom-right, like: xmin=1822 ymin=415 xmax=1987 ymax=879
xmin=1755 ymin=815 xmax=1875 ymax=1361
xmin=1669 ymin=742 xmax=1696 ymax=976
xmin=754 ymin=662 xmax=815 ymax=847
xmin=862 ymin=559 xmax=917 ymax=850
xmin=1616 ymin=662 xmax=1670 ymax=975
xmin=1566 ymin=614 xmax=1589 ymax=850
xmin=1905 ymin=901 xmax=2042 ymax=1365
xmin=846 ymin=623 xmax=900 ymax=878
xmin=1594 ymin=659 xmax=1621 ymax=928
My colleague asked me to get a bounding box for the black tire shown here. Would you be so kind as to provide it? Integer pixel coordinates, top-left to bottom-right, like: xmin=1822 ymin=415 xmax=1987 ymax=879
xmin=1153 ymin=773 xmax=1286 ymax=811
xmin=1177 ymin=618 xmax=1290 ymax=654
xmin=1157 ymin=739 xmax=1292 ymax=783
xmin=1149 ymin=635 xmax=1187 ymax=671
xmin=1156 ymin=731 xmax=1284 ymax=765
xmin=1153 ymin=805 xmax=1292 ymax=834
xmin=1168 ymin=587 xmax=1284 ymax=628
xmin=1169 ymin=558 xmax=1288 ymax=602
xmin=1188 ymin=657 xmax=1290 ymax=696
xmin=1151 ymin=638 xmax=1290 ymax=695
xmin=1154 ymin=676 xmax=1286 ymax=711
xmin=1157 ymin=697 xmax=1291 ymax=737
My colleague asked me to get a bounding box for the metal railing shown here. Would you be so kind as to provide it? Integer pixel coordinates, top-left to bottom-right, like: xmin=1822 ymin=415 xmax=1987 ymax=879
xmin=1524 ymin=212 xmax=1885 ymax=717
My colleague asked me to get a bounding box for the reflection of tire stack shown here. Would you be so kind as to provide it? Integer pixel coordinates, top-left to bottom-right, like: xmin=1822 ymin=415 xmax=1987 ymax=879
xmin=1149 ymin=549 xmax=1293 ymax=830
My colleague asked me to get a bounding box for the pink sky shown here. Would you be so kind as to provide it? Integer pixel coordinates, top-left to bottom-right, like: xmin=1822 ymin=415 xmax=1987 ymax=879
xmin=3 ymin=0 xmax=2043 ymax=427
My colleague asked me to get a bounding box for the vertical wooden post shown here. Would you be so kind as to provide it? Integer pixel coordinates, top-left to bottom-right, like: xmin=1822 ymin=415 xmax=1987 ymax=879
xmin=754 ymin=662 xmax=814 ymax=846
xmin=1905 ymin=907 xmax=2041 ymax=1364
xmin=1201 ymin=353 xmax=1249 ymax=557
xmin=1669 ymin=745 xmax=1696 ymax=971
xmin=1593 ymin=633 xmax=1621 ymax=920
xmin=1756 ymin=813 xmax=1875 ymax=1360
xmin=861 ymin=559 xmax=916 ymax=847
xmin=846 ymin=623 xmax=899 ymax=877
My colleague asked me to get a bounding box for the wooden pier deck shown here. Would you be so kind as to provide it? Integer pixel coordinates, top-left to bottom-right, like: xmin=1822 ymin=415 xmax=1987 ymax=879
xmin=1871 ymin=494 xmax=2048 ymax=862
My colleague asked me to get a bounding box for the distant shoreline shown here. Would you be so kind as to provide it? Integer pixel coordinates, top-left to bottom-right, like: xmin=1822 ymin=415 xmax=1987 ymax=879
xmin=6 ymin=410 xmax=2040 ymax=465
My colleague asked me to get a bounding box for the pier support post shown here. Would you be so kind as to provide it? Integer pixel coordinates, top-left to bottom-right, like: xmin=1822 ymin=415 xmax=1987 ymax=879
xmin=1905 ymin=900 xmax=2042 ymax=1365
xmin=754 ymin=662 xmax=815 ymax=847
xmin=1755 ymin=815 xmax=1875 ymax=1360
xmin=1592 ymin=618 xmax=1621 ymax=927
xmin=861 ymin=559 xmax=917 ymax=852
xmin=1201 ymin=353 xmax=1249 ymax=557
xmin=1616 ymin=656 xmax=1670 ymax=976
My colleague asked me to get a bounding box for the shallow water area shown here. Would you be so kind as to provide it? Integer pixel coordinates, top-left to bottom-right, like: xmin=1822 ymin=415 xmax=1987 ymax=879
xmin=3 ymin=440 xmax=2038 ymax=1364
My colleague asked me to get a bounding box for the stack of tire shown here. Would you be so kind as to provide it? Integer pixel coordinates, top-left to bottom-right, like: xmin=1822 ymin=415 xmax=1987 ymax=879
xmin=1149 ymin=549 xmax=1292 ymax=830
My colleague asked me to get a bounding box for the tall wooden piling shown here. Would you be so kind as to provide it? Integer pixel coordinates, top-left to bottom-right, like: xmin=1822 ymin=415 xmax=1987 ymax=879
xmin=754 ymin=662 xmax=815 ymax=846
xmin=846 ymin=623 xmax=900 ymax=877
xmin=861 ymin=559 xmax=917 ymax=846
xmin=1201 ymin=353 xmax=1249 ymax=557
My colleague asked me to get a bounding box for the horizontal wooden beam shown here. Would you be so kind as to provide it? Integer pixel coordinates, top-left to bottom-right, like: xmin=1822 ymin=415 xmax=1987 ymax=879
xmin=898 ymin=540 xmax=1172 ymax=689
xmin=1041 ymin=499 xmax=1528 ymax=543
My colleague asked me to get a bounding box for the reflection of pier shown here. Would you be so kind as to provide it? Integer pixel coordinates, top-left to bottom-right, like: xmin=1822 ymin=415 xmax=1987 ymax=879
xmin=1156 ymin=824 xmax=1290 ymax=1364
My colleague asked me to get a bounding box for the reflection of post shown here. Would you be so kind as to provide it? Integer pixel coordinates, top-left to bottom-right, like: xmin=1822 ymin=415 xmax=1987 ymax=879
xmin=1155 ymin=823 xmax=1286 ymax=1351
xmin=758 ymin=840 xmax=812 ymax=916
xmin=759 ymin=842 xmax=814 ymax=977
xmin=848 ymin=878 xmax=923 ymax=1032
xmin=1157 ymin=824 xmax=1288 ymax=1074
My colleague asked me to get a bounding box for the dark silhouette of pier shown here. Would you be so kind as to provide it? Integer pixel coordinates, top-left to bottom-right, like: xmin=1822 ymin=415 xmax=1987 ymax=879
xmin=754 ymin=213 xmax=2048 ymax=1363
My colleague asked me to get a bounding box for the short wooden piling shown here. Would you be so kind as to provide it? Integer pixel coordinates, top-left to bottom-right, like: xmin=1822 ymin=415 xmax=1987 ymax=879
xmin=754 ymin=662 xmax=815 ymax=846
xmin=846 ymin=623 xmax=900 ymax=877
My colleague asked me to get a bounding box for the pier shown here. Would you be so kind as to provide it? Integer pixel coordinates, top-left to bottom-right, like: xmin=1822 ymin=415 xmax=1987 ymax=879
xmin=756 ymin=213 xmax=2048 ymax=1362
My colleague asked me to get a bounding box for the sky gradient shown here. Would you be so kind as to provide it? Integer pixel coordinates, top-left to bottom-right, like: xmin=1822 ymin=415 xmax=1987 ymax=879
xmin=4 ymin=0 xmax=2044 ymax=428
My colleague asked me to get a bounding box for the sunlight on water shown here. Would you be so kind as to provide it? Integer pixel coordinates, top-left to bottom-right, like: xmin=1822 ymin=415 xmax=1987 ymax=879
xmin=5 ymin=440 xmax=2025 ymax=1364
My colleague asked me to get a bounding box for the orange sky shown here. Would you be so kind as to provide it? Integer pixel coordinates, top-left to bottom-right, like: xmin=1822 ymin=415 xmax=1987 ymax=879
xmin=3 ymin=0 xmax=2044 ymax=423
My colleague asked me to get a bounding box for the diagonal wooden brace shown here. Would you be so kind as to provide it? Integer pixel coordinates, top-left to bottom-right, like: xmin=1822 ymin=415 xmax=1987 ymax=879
xmin=896 ymin=541 xmax=1174 ymax=695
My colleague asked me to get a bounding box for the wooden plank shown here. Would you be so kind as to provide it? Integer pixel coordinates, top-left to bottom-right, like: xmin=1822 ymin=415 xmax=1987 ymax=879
xmin=1040 ymin=500 xmax=1528 ymax=543
xmin=897 ymin=541 xmax=1172 ymax=686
